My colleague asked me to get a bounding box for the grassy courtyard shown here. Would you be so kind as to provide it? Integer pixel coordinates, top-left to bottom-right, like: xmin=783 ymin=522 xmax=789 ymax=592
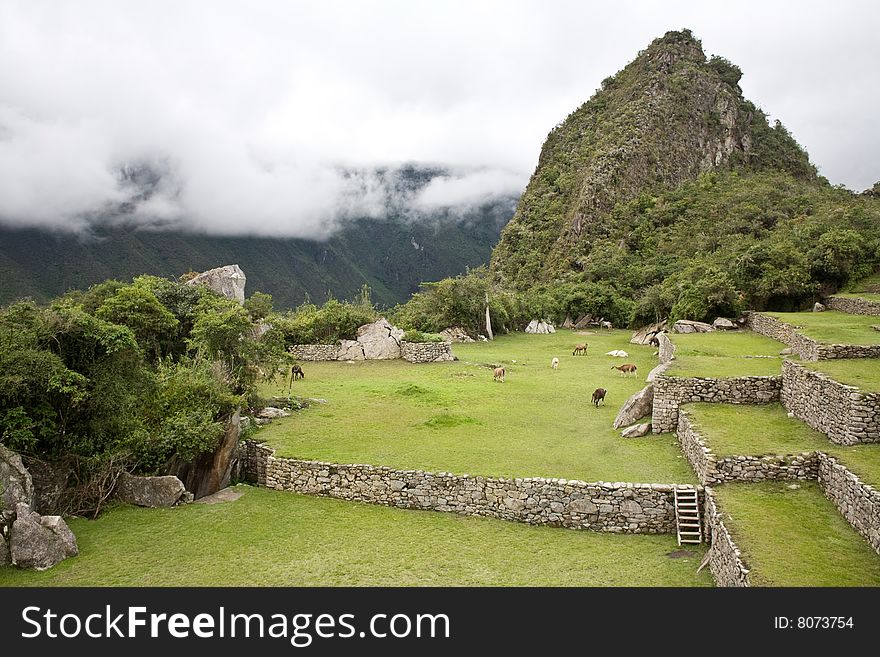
xmin=762 ymin=310 xmax=880 ymax=345
xmin=684 ymin=403 xmax=880 ymax=488
xmin=257 ymin=331 xmax=697 ymax=484
xmin=0 ymin=486 xmax=712 ymax=587
xmin=715 ymin=482 xmax=880 ymax=586
xmin=804 ymin=358 xmax=880 ymax=392
xmin=666 ymin=331 xmax=784 ymax=378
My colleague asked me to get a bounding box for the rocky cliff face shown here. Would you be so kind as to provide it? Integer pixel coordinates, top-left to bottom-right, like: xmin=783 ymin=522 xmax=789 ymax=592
xmin=490 ymin=30 xmax=815 ymax=289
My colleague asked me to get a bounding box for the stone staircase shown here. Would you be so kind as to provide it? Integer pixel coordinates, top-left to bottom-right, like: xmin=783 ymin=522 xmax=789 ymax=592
xmin=674 ymin=487 xmax=702 ymax=545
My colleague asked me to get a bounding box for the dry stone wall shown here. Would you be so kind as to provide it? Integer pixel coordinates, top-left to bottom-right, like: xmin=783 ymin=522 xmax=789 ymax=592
xmin=677 ymin=410 xmax=817 ymax=485
xmin=240 ymin=441 xmax=695 ymax=534
xmin=703 ymin=488 xmax=751 ymax=587
xmin=400 ymin=341 xmax=456 ymax=363
xmin=288 ymin=344 xmax=341 ymax=361
xmin=818 ymin=453 xmax=880 ymax=555
xmin=747 ymin=312 xmax=880 ymax=360
xmin=782 ymin=360 xmax=880 ymax=445
xmin=289 ymin=341 xmax=455 ymax=363
xmin=825 ymin=296 xmax=880 ymax=317
xmin=652 ymin=374 xmax=781 ymax=433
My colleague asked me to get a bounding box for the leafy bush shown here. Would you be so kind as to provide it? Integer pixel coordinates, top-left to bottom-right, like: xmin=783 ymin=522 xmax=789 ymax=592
xmin=402 ymin=330 xmax=445 ymax=343
xmin=273 ymin=296 xmax=378 ymax=345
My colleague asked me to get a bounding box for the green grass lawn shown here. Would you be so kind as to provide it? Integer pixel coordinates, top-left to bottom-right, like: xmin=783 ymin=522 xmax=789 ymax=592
xmin=804 ymin=359 xmax=880 ymax=392
xmin=666 ymin=331 xmax=784 ymax=378
xmin=0 ymin=486 xmax=712 ymax=587
xmin=685 ymin=403 xmax=880 ymax=488
xmin=256 ymin=331 xmax=696 ymax=484
xmin=763 ymin=310 xmax=880 ymax=345
xmin=715 ymin=482 xmax=880 ymax=586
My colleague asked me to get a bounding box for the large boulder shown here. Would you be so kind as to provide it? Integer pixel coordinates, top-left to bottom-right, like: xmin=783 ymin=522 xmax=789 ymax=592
xmin=440 ymin=327 xmax=475 ymax=343
xmin=10 ymin=503 xmax=78 ymax=571
xmin=673 ymin=319 xmax=714 ymax=334
xmin=813 ymin=302 xmax=826 ymax=312
xmin=630 ymin=321 xmax=667 ymax=345
xmin=356 ymin=318 xmax=404 ymax=359
xmin=1 ymin=444 xmax=34 ymax=519
xmin=337 ymin=339 xmax=366 ymax=360
xmin=612 ymin=385 xmax=654 ymax=429
xmin=712 ymin=317 xmax=737 ymax=330
xmin=621 ymin=423 xmax=652 ymax=438
xmin=116 ymin=473 xmax=187 ymax=508
xmin=185 ymin=265 xmax=247 ymax=304
xmin=22 ymin=457 xmax=72 ymax=516
xmin=525 ymin=319 xmax=556 ymax=334
xmin=167 ymin=410 xmax=241 ymax=500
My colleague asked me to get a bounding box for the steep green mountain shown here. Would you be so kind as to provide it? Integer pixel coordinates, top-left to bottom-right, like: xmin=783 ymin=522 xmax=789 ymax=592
xmin=478 ymin=29 xmax=880 ymax=325
xmin=0 ymin=165 xmax=515 ymax=309
xmin=491 ymin=29 xmax=819 ymax=290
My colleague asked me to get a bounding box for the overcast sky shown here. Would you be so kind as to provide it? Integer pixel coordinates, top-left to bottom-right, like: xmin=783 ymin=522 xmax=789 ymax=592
xmin=1 ymin=0 xmax=878 ymax=237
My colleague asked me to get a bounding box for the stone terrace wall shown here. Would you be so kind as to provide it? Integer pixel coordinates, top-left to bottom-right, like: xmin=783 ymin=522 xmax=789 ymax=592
xmin=240 ymin=441 xmax=696 ymax=535
xmin=826 ymin=296 xmax=880 ymax=317
xmin=747 ymin=311 xmax=880 ymax=360
xmin=289 ymin=342 xmax=455 ymax=363
xmin=288 ymin=344 xmax=341 ymax=361
xmin=677 ymin=409 xmax=818 ymax=485
xmin=658 ymin=332 xmax=676 ymax=363
xmin=400 ymin=341 xmax=456 ymax=363
xmin=703 ymin=488 xmax=751 ymax=587
xmin=652 ymin=374 xmax=781 ymax=433
xmin=782 ymin=360 xmax=880 ymax=445
xmin=818 ymin=453 xmax=880 ymax=555
xmin=745 ymin=312 xmax=820 ymax=360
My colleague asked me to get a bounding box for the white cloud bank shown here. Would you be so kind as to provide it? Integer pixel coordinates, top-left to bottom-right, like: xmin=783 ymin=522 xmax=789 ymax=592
xmin=0 ymin=0 xmax=878 ymax=237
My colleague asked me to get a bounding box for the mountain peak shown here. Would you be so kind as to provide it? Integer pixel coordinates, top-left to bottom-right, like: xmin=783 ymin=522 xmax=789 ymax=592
xmin=490 ymin=30 xmax=815 ymax=289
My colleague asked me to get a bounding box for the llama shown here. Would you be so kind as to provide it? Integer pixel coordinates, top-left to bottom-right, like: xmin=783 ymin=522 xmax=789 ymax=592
xmin=591 ymin=388 xmax=607 ymax=407
xmin=572 ymin=343 xmax=588 ymax=356
xmin=551 ymin=357 xmax=559 ymax=370
xmin=612 ymin=363 xmax=638 ymax=377
xmin=493 ymin=366 xmax=506 ymax=383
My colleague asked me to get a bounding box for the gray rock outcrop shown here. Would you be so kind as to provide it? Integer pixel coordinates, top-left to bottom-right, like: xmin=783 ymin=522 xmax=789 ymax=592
xmin=185 ymin=264 xmax=247 ymax=304
xmin=712 ymin=317 xmax=737 ymax=330
xmin=356 ymin=318 xmax=405 ymax=359
xmin=1 ymin=444 xmax=34 ymax=519
xmin=525 ymin=319 xmax=556 ymax=334
xmin=440 ymin=327 xmax=475 ymax=343
xmin=10 ymin=503 xmax=78 ymax=571
xmin=673 ymin=319 xmax=714 ymax=333
xmin=613 ymin=385 xmax=655 ymax=429
xmin=813 ymin=302 xmax=826 ymax=312
xmin=621 ymin=423 xmax=652 ymax=438
xmin=630 ymin=321 xmax=667 ymax=345
xmin=116 ymin=473 xmax=188 ymax=508
xmin=337 ymin=339 xmax=366 ymax=361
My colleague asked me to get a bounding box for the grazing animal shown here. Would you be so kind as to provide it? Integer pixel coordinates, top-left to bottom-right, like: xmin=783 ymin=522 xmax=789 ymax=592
xmin=292 ymin=364 xmax=305 ymax=380
xmin=572 ymin=343 xmax=588 ymax=356
xmin=493 ymin=366 xmax=506 ymax=383
xmin=591 ymin=388 xmax=607 ymax=407
xmin=612 ymin=363 xmax=638 ymax=377
xmin=600 ymin=320 xmax=613 ymax=330
xmin=551 ymin=357 xmax=559 ymax=370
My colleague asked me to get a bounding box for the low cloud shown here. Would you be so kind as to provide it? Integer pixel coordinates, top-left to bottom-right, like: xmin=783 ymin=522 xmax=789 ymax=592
xmin=1 ymin=1 xmax=878 ymax=237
